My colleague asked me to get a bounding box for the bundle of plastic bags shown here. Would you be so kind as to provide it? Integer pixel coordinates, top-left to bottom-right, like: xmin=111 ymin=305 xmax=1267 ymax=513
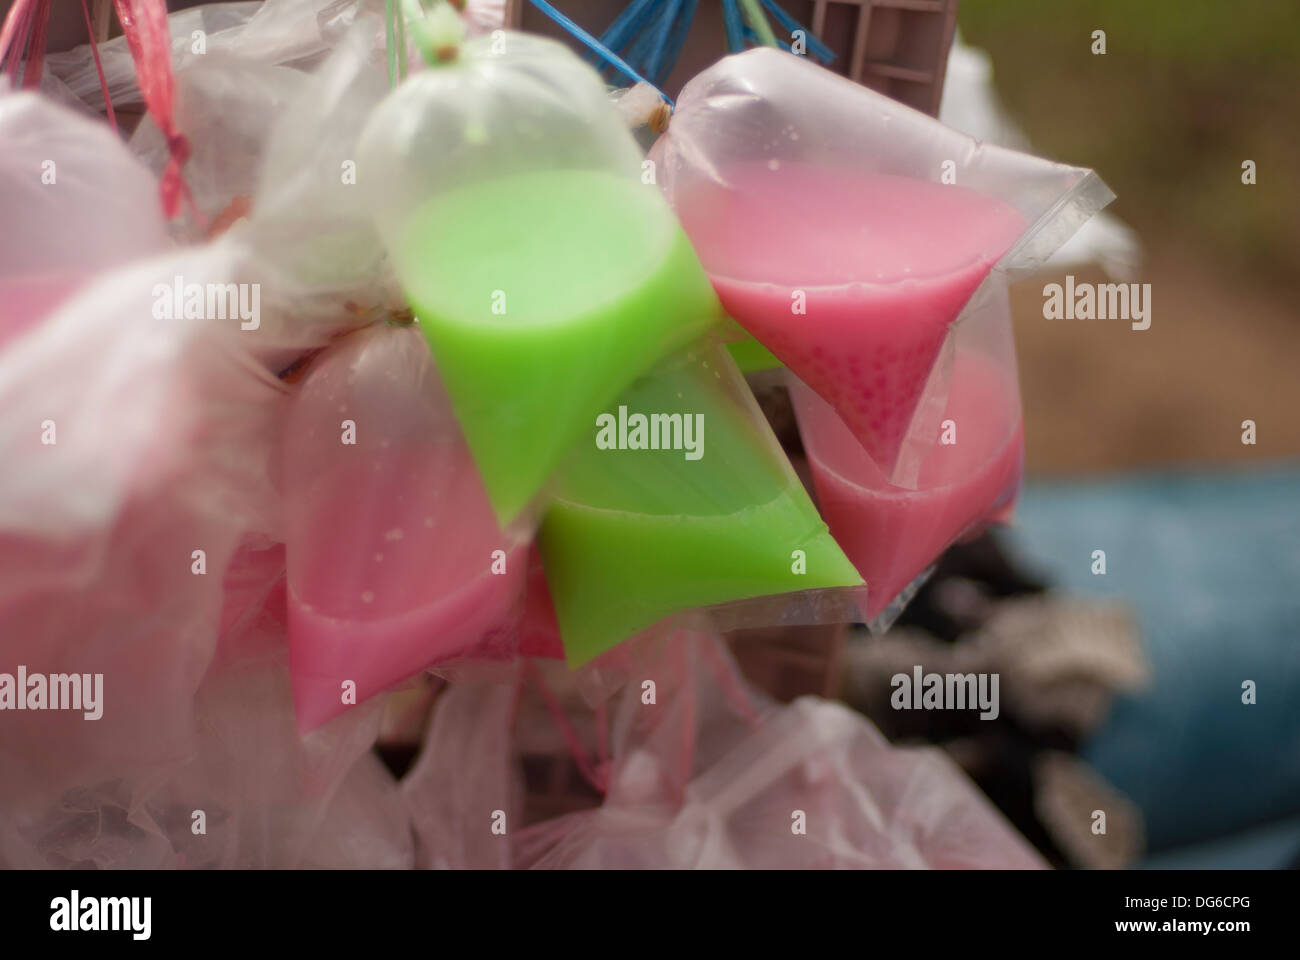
xmin=404 ymin=631 xmax=1045 ymax=869
xmin=1 ymin=0 xmax=1117 ymax=869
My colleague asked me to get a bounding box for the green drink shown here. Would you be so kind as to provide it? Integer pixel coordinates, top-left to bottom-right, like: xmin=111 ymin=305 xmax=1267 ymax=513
xmin=538 ymin=343 xmax=863 ymax=665
xmin=401 ymin=168 xmax=721 ymax=524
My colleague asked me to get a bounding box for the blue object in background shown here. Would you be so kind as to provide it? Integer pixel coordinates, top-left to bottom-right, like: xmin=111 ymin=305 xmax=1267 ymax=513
xmin=1007 ymin=464 xmax=1300 ymax=861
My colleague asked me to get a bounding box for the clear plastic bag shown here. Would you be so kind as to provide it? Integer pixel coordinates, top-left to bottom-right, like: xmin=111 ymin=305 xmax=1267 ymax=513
xmin=43 ymin=0 xmax=356 ymax=115
xmin=0 ymin=91 xmax=169 ymax=345
xmin=0 ymin=556 xmax=412 ymax=870
xmin=537 ymin=339 xmax=863 ymax=665
xmin=652 ymin=47 xmax=1112 ymax=487
xmin=282 ymin=322 xmax=529 ymax=732
xmin=356 ymin=30 xmax=722 ymax=524
xmin=126 ymin=13 xmax=403 ymax=376
xmin=790 ymin=274 xmax=1023 ymax=626
xmin=402 ymin=631 xmax=1044 ymax=869
xmin=514 ymin=633 xmax=1045 ymax=869
xmin=0 ymin=240 xmax=288 ymax=817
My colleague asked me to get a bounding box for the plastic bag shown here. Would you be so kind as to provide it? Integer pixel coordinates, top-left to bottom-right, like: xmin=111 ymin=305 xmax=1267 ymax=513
xmin=403 ymin=631 xmax=1044 ymax=868
xmin=514 ymin=633 xmax=1045 ymax=869
xmin=129 ymin=55 xmax=310 ymax=234
xmin=43 ymin=0 xmax=357 ymax=115
xmin=0 ymin=91 xmax=169 ymax=345
xmin=283 ymin=323 xmax=528 ymax=732
xmin=403 ymin=676 xmax=521 ymax=869
xmin=0 ymin=239 xmax=288 ymax=816
xmin=652 ymin=47 xmax=1112 ymax=487
xmin=791 ymin=274 xmax=1023 ymax=626
xmin=356 ymin=30 xmax=722 ymax=523
xmin=537 ymin=339 xmax=863 ymax=665
xmin=0 ymin=556 xmax=412 ymax=869
xmin=128 ymin=13 xmax=402 ymax=376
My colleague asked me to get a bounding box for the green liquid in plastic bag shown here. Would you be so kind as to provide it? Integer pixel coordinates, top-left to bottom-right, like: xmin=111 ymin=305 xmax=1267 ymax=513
xmin=539 ymin=345 xmax=863 ymax=665
xmin=402 ymin=168 xmax=720 ymax=524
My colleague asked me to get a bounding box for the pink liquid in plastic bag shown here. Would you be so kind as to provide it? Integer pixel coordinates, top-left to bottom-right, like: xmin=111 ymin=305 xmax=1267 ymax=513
xmin=287 ymin=453 xmax=526 ymax=731
xmin=284 ymin=327 xmax=527 ymax=731
xmin=793 ymin=350 xmax=1023 ymax=621
xmin=680 ymin=163 xmax=1025 ymax=474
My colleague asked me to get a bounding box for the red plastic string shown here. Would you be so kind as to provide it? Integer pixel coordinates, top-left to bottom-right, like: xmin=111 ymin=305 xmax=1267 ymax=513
xmin=524 ymin=660 xmax=608 ymax=795
xmin=0 ymin=0 xmax=39 ymax=84
xmin=112 ymin=0 xmax=201 ymax=222
xmin=594 ymin=700 xmax=610 ymax=779
xmin=698 ymin=634 xmax=763 ymax=730
xmin=80 ymin=0 xmax=117 ymax=132
xmin=21 ymin=0 xmax=49 ymax=89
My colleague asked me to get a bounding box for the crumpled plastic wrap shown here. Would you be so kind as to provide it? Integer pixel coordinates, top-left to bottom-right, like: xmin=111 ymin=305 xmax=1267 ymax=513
xmin=0 ymin=239 xmax=288 ymax=816
xmin=0 ymin=91 xmax=169 ymax=345
xmin=403 ymin=632 xmax=1045 ymax=869
xmin=128 ymin=14 xmax=400 ymax=371
xmin=43 ymin=0 xmax=361 ymax=115
xmin=0 ymin=554 xmax=412 ymax=869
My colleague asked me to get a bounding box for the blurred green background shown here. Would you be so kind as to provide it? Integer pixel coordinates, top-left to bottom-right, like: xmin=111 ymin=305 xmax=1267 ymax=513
xmin=960 ymin=0 xmax=1300 ymax=289
xmin=957 ymin=0 xmax=1300 ymax=475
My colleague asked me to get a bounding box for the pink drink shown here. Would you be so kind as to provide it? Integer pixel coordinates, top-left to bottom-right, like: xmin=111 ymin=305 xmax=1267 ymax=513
xmin=287 ymin=456 xmax=526 ymax=731
xmin=676 ymin=163 xmax=1025 ymax=475
xmin=283 ymin=326 xmax=527 ymax=731
xmin=792 ymin=350 xmax=1023 ymax=621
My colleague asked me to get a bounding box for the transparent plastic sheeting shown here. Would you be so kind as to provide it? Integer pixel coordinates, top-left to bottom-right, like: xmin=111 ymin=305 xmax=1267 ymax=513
xmin=41 ymin=0 xmax=361 ymax=116
xmin=0 ymin=20 xmax=403 ymax=795
xmin=0 ymin=553 xmax=413 ymax=870
xmin=284 ymin=324 xmax=528 ymax=732
xmin=357 ymin=32 xmax=723 ymax=525
xmin=791 ymin=274 xmax=1024 ymax=624
xmin=0 ymin=242 xmax=287 ymax=814
xmin=653 ymin=47 xmax=1113 ymax=488
xmin=404 ymin=632 xmax=1047 ymax=869
xmin=537 ymin=339 xmax=864 ymax=665
xmin=128 ymin=17 xmax=401 ymax=373
xmin=0 ymin=92 xmax=169 ymax=346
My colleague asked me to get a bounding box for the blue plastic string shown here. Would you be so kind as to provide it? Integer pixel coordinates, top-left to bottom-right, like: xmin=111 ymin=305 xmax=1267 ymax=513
xmin=758 ymin=0 xmax=836 ymax=63
xmin=721 ymin=0 xmax=746 ymax=54
xmin=641 ymin=0 xmax=680 ymax=86
xmin=658 ymin=0 xmax=697 ymax=85
xmin=527 ymin=0 xmax=673 ymax=106
xmin=593 ymin=0 xmax=662 ymax=63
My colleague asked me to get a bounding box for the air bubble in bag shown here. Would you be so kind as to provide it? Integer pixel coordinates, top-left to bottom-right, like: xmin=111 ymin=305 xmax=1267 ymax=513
xmin=356 ymin=31 xmax=722 ymax=524
xmin=653 ymin=47 xmax=1112 ymax=486
xmin=282 ymin=323 xmax=528 ymax=732
xmin=790 ymin=274 xmax=1024 ymax=626
xmin=537 ymin=339 xmax=862 ymax=665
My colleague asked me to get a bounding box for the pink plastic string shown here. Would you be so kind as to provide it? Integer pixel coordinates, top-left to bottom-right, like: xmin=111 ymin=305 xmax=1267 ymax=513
xmin=112 ymin=0 xmax=201 ymax=222
xmin=698 ymin=634 xmax=763 ymax=730
xmin=594 ymin=700 xmax=610 ymax=781
xmin=22 ymin=0 xmax=48 ymax=88
xmin=80 ymin=0 xmax=117 ymax=132
xmin=0 ymin=0 xmax=42 ymax=85
xmin=524 ymin=660 xmax=608 ymax=796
